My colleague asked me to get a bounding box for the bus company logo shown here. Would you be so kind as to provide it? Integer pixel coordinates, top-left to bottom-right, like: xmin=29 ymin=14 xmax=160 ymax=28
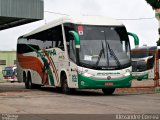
xmin=45 ymin=49 xmax=56 ymax=56
xmin=107 ymin=76 xmax=111 ymax=80
xmin=72 ymin=75 xmax=77 ymax=82
xmin=37 ymin=49 xmax=57 ymax=57
xmin=97 ymin=72 xmax=120 ymax=76
xmin=59 ymin=53 xmax=65 ymax=60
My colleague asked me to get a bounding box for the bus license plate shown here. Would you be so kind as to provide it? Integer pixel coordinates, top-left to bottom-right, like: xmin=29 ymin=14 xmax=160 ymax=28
xmin=105 ymin=82 xmax=113 ymax=86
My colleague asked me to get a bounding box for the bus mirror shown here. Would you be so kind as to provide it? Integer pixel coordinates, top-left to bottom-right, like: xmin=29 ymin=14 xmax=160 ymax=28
xmin=128 ymin=32 xmax=139 ymax=48
xmin=69 ymin=31 xmax=80 ymax=48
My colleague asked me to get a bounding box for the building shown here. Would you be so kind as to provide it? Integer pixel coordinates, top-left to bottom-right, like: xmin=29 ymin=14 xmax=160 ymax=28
xmin=0 ymin=0 xmax=44 ymax=30
xmin=0 ymin=51 xmax=16 ymax=80
xmin=0 ymin=0 xmax=44 ymax=80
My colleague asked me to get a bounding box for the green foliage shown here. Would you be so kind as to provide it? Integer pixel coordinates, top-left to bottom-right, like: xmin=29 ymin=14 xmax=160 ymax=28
xmin=156 ymin=37 xmax=160 ymax=46
xmin=146 ymin=0 xmax=160 ymax=9
xmin=146 ymin=1 xmax=160 ymax=46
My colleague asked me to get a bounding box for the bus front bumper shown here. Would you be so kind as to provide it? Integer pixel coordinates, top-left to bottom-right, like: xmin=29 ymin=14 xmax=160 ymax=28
xmin=78 ymin=74 xmax=132 ymax=89
xmin=132 ymin=72 xmax=148 ymax=80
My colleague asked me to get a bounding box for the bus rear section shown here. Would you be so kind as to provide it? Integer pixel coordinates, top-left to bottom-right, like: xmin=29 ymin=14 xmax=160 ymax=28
xmin=2 ymin=66 xmax=17 ymax=82
xmin=131 ymin=46 xmax=156 ymax=80
xmin=16 ymin=16 xmax=139 ymax=95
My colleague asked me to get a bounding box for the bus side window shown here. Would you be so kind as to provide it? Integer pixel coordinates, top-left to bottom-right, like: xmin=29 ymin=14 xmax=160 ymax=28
xmin=69 ymin=39 xmax=76 ymax=63
xmin=63 ymin=23 xmax=76 ymax=62
xmin=57 ymin=41 xmax=64 ymax=51
xmin=53 ymin=25 xmax=64 ymax=51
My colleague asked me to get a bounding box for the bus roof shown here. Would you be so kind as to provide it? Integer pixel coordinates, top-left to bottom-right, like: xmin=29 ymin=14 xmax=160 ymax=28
xmin=4 ymin=65 xmax=16 ymax=68
xmin=4 ymin=66 xmax=16 ymax=70
xmin=23 ymin=16 xmax=123 ymax=37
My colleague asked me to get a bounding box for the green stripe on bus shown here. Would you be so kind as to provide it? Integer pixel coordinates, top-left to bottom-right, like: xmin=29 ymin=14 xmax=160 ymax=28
xmin=132 ymin=73 xmax=148 ymax=80
xmin=48 ymin=68 xmax=54 ymax=86
xmin=50 ymin=57 xmax=60 ymax=83
xmin=78 ymin=74 xmax=132 ymax=89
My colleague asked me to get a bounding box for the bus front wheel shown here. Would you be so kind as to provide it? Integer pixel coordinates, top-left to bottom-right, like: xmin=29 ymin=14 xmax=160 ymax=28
xmin=62 ymin=78 xmax=71 ymax=94
xmin=61 ymin=78 xmax=75 ymax=94
xmin=137 ymin=79 xmax=142 ymax=81
xmin=102 ymin=88 xmax=115 ymax=95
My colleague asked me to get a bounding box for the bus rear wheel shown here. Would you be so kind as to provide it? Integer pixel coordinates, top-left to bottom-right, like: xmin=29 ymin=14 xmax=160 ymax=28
xmin=102 ymin=88 xmax=115 ymax=95
xmin=25 ymin=73 xmax=35 ymax=89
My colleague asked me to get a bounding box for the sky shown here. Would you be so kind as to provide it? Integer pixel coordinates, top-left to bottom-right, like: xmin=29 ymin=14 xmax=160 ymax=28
xmin=0 ymin=0 xmax=158 ymax=50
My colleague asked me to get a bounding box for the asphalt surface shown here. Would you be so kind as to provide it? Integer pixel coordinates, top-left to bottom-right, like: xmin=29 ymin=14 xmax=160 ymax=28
xmin=0 ymin=82 xmax=159 ymax=115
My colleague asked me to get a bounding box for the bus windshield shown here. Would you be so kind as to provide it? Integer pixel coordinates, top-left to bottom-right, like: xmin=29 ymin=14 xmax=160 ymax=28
xmin=131 ymin=47 xmax=156 ymax=72
xmin=76 ymin=25 xmax=130 ymax=70
xmin=131 ymin=52 xmax=149 ymax=58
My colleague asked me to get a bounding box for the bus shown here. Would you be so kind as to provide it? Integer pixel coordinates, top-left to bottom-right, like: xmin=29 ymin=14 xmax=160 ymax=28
xmin=2 ymin=66 xmax=17 ymax=82
xmin=17 ymin=16 xmax=138 ymax=95
xmin=131 ymin=46 xmax=157 ymax=80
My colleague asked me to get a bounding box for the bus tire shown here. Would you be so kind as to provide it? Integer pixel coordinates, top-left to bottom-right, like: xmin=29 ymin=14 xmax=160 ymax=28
xmin=137 ymin=79 xmax=142 ymax=81
xmin=102 ymin=88 xmax=115 ymax=95
xmin=60 ymin=72 xmax=75 ymax=94
xmin=23 ymin=72 xmax=28 ymax=89
xmin=25 ymin=72 xmax=35 ymax=89
xmin=62 ymin=78 xmax=70 ymax=94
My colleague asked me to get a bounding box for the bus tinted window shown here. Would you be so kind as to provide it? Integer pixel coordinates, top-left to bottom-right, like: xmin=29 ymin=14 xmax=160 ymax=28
xmin=64 ymin=23 xmax=76 ymax=62
xmin=131 ymin=52 xmax=149 ymax=58
xmin=17 ymin=43 xmax=40 ymax=54
xmin=17 ymin=25 xmax=63 ymax=53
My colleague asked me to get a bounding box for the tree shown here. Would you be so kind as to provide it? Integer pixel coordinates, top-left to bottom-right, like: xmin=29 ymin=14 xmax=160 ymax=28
xmin=146 ymin=0 xmax=160 ymax=9
xmin=146 ymin=0 xmax=160 ymax=45
xmin=157 ymin=38 xmax=160 ymax=46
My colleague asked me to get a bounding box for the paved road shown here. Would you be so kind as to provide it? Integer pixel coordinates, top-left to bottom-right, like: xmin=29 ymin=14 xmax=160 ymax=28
xmin=0 ymin=82 xmax=159 ymax=115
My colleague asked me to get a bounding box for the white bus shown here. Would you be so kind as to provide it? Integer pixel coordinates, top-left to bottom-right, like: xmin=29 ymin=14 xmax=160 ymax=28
xmin=131 ymin=46 xmax=157 ymax=80
xmin=17 ymin=16 xmax=138 ymax=95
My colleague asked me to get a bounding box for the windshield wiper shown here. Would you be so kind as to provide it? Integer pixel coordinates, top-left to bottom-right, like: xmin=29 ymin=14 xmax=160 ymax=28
xmin=107 ymin=43 xmax=122 ymax=68
xmin=95 ymin=41 xmax=105 ymax=68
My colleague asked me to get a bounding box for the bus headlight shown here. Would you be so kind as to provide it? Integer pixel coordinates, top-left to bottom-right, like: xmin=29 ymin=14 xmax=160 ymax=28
xmin=124 ymin=72 xmax=131 ymax=77
xmin=83 ymin=72 xmax=94 ymax=77
xmin=144 ymin=59 xmax=148 ymax=64
xmin=124 ymin=69 xmax=131 ymax=76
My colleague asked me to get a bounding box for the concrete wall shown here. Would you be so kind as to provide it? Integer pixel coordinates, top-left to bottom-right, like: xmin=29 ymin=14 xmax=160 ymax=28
xmin=0 ymin=0 xmax=44 ymax=30
xmin=0 ymin=51 xmax=16 ymax=80
xmin=0 ymin=0 xmax=44 ymax=19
